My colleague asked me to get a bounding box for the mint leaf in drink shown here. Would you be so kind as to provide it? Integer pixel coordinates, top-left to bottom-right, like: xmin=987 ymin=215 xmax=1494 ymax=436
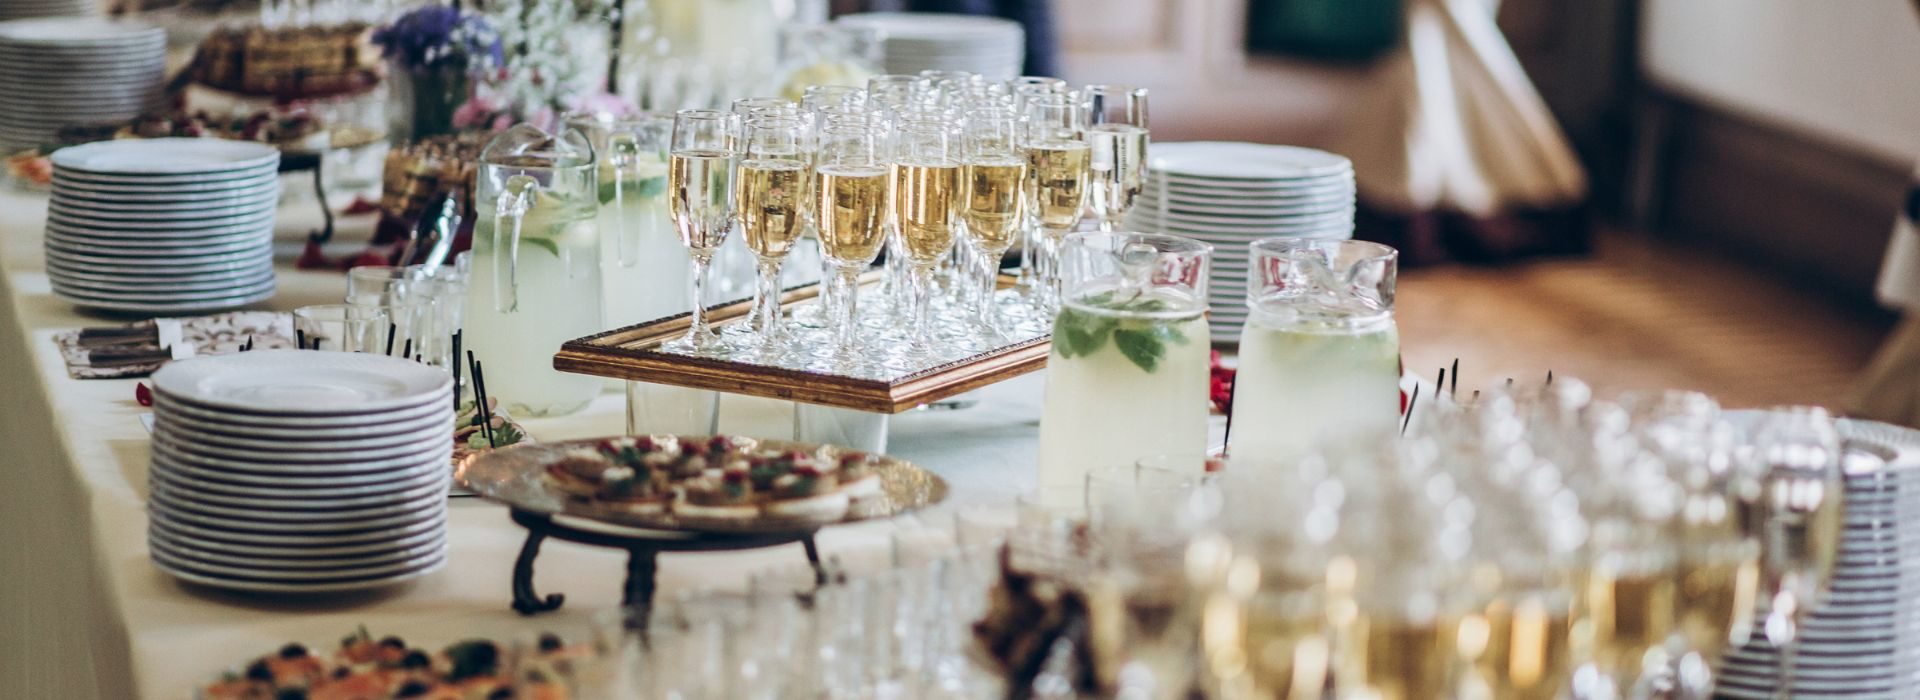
xmin=635 ymin=175 xmax=666 ymax=198
xmin=1113 ymin=328 xmax=1166 ymax=373
xmin=521 ymin=236 xmax=560 ymax=258
xmin=599 ymin=176 xmax=668 ymax=204
xmin=1053 ymin=307 xmax=1115 ymax=358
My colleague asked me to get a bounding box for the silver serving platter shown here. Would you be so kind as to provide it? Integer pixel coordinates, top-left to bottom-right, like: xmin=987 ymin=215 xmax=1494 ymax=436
xmin=456 ymin=436 xmax=949 ymax=535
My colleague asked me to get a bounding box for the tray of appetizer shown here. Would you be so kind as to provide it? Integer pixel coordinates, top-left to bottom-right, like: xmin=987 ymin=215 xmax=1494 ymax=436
xmin=199 ymin=627 xmax=591 ymax=700
xmin=456 ymin=434 xmax=948 ymax=535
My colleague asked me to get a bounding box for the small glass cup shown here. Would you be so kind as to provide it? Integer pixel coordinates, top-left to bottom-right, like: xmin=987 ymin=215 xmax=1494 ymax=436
xmin=293 ymin=304 xmax=388 ymax=353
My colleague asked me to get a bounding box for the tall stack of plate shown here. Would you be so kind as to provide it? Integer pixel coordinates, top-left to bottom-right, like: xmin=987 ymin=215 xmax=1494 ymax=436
xmin=0 ymin=18 xmax=164 ymax=151
xmin=47 ymin=138 xmax=281 ymax=314
xmin=836 ymin=12 xmax=1025 ymax=80
xmin=0 ymin=0 xmax=97 ymax=21
xmin=147 ymin=351 xmax=454 ymax=594
xmin=1124 ymin=141 xmax=1358 ymax=343
xmin=1712 ymin=421 xmax=1920 ymax=699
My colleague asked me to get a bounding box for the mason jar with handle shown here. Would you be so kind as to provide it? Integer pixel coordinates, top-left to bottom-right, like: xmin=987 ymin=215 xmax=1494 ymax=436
xmin=464 ymin=123 xmax=604 ymax=417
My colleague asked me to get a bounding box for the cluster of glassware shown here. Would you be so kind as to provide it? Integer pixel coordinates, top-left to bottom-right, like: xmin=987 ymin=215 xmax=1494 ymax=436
xmin=655 ymin=72 xmax=1153 ymax=372
xmin=1012 ymin=386 xmax=1846 ymax=700
xmin=582 ymin=525 xmax=1011 ymax=699
xmin=1035 ymin=234 xmax=1404 ymax=507
xmin=292 ymin=252 xmax=470 ymax=367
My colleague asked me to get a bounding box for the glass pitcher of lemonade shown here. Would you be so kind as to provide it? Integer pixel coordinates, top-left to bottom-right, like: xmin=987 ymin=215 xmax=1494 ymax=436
xmin=1227 ymin=238 xmax=1401 ymax=463
xmin=464 ymin=124 xmax=603 ymax=417
xmin=567 ymin=111 xmax=688 ymax=329
xmin=1036 ymin=232 xmax=1213 ymax=508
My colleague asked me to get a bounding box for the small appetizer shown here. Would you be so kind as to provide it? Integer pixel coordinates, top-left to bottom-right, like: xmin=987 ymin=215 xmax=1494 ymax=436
xmin=201 ymin=628 xmax=585 ymax=700
xmin=676 ymin=469 xmax=761 ymax=525
xmin=542 ymin=447 xmax=669 ymax=515
xmin=765 ymin=461 xmax=852 ymax=522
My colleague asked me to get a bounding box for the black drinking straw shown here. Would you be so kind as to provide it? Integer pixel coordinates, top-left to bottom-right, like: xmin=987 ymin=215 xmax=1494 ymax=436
xmin=1435 ymin=367 xmax=1447 ymax=401
xmin=295 ymin=329 xmax=306 ymax=351
xmin=473 ymin=360 xmax=496 ymax=448
xmin=1546 ymin=370 xmax=1554 ymax=385
xmin=451 ymin=331 xmax=464 ymax=412
xmin=1220 ymin=374 xmax=1239 ymax=448
xmin=385 ymin=323 xmax=396 ymax=356
xmin=1449 ymin=358 xmax=1460 ymax=398
xmin=401 ymin=338 xmax=413 ymax=362
xmin=1402 ymin=384 xmax=1421 ymax=435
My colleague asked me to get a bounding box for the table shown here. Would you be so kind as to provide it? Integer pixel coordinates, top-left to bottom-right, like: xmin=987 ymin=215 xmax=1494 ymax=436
xmin=0 ymin=186 xmax=1080 ymax=699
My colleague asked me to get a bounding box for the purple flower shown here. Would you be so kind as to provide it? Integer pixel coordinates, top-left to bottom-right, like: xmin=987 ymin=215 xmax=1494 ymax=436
xmin=372 ymin=5 xmax=503 ymax=74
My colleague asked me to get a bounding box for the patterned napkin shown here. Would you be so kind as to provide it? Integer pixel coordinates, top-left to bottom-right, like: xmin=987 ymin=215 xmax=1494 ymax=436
xmin=53 ymin=311 xmax=296 ymax=379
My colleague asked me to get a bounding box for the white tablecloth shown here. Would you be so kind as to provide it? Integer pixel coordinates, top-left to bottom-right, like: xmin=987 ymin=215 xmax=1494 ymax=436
xmin=0 ymin=186 xmax=1069 ymax=698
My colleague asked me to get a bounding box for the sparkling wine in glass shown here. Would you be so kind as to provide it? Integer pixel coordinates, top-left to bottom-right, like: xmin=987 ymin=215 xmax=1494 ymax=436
xmin=733 ymin=115 xmax=810 ymax=350
xmin=1082 ymin=85 xmax=1149 ymax=232
xmin=813 ymin=122 xmax=891 ymax=360
xmin=890 ymin=119 xmax=963 ymax=355
xmin=665 ymin=109 xmax=738 ymax=354
xmin=960 ymin=110 xmax=1026 ymax=337
xmin=1020 ymin=93 xmax=1090 ymax=309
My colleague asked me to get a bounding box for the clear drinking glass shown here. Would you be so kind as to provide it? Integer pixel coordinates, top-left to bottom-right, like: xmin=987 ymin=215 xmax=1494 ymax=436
xmin=890 ymin=119 xmax=962 ymax=355
xmin=866 ymin=74 xmax=930 ymax=111
xmin=1227 ymin=239 xmax=1401 ymax=463
xmin=1020 ymin=93 xmax=1091 ymax=309
xmin=566 ymin=111 xmax=685 ymax=329
xmin=960 ymin=110 xmax=1026 ymax=337
xmin=733 ymin=115 xmax=811 ymax=350
xmin=1035 ymin=232 xmax=1212 ymax=508
xmin=463 ymin=124 xmax=603 ymax=416
xmin=802 ymin=84 xmax=865 ymax=112
xmin=812 ymin=121 xmax=890 ymax=360
xmin=1749 ymin=406 xmax=1845 ymax=700
xmin=292 ymin=304 xmax=388 ymax=353
xmin=665 ymin=109 xmax=739 ymax=354
xmin=1082 ymin=84 xmax=1150 ymax=232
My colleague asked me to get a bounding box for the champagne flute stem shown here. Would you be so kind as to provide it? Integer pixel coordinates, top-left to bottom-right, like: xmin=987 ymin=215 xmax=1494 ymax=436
xmin=975 ymin=247 xmax=1001 ymax=330
xmin=830 ymin=264 xmax=862 ymax=355
xmin=685 ymin=252 xmax=715 ymax=349
xmin=909 ymin=262 xmax=934 ymax=350
xmin=753 ymin=257 xmax=785 ymax=342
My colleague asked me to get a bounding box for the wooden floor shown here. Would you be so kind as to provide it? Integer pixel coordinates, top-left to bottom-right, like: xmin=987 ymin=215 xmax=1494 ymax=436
xmin=1392 ymin=232 xmax=1894 ymax=410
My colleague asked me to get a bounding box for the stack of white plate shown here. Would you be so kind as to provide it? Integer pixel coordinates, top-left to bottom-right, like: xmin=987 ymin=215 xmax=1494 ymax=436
xmin=147 ymin=350 xmax=454 ymax=594
xmin=1713 ymin=421 xmax=1920 ymax=699
xmin=0 ymin=0 xmax=97 ymax=21
xmin=837 ymin=12 xmax=1025 ymax=80
xmin=0 ymin=18 xmax=164 ymax=151
xmin=47 ymin=138 xmax=281 ymax=314
xmin=1125 ymin=141 xmax=1358 ymax=343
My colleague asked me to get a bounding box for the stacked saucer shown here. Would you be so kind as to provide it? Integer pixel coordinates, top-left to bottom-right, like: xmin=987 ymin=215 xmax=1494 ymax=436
xmin=0 ymin=18 xmax=164 ymax=151
xmin=0 ymin=0 xmax=97 ymax=21
xmin=1125 ymin=141 xmax=1357 ymax=342
xmin=1712 ymin=421 xmax=1920 ymax=699
xmin=837 ymin=12 xmax=1025 ymax=79
xmin=47 ymin=138 xmax=280 ymax=314
xmin=147 ymin=350 xmax=454 ymax=594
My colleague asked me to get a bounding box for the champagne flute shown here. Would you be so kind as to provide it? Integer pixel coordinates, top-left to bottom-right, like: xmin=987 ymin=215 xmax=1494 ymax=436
xmin=1083 ymin=84 xmax=1150 ymax=232
xmin=1019 ymin=93 xmax=1090 ymax=310
xmin=960 ymin=110 xmax=1025 ymax=337
xmin=1748 ymin=407 xmax=1844 ymax=700
xmin=866 ymin=74 xmax=931 ymax=112
xmin=665 ymin=109 xmax=738 ymax=354
xmin=890 ymin=119 xmax=963 ymax=355
xmin=733 ymin=115 xmax=810 ymax=350
xmin=802 ymin=85 xmax=865 ymax=112
xmin=813 ymin=121 xmax=890 ymax=360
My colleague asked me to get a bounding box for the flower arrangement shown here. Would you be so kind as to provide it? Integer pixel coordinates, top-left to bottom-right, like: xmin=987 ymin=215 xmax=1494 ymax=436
xmin=370 ymin=4 xmax=504 ymax=75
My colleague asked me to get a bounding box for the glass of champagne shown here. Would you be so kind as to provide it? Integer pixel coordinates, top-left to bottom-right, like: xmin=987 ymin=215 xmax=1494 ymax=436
xmin=960 ymin=110 xmax=1026 ymax=337
xmin=1035 ymin=231 xmax=1212 ymax=508
xmin=1082 ymin=84 xmax=1150 ymax=232
xmin=732 ymin=115 xmax=810 ymax=351
xmin=1227 ymin=239 xmax=1401 ymax=463
xmin=665 ymin=109 xmax=739 ymax=354
xmin=866 ymin=74 xmax=930 ymax=112
xmin=890 ymin=119 xmax=963 ymax=355
xmin=813 ymin=121 xmax=891 ymax=360
xmin=1020 ymin=93 xmax=1091 ymax=310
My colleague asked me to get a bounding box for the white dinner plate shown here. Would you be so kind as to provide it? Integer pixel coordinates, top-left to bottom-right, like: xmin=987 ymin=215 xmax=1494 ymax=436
xmin=149 ymin=450 xmax=451 ymax=490
xmin=51 ymin=137 xmax=280 ymax=175
xmin=56 ymin=287 xmax=275 ymax=315
xmin=46 ymin=236 xmax=269 ymax=261
xmin=49 ymin=165 xmax=280 ymax=188
xmin=151 ymin=431 xmax=452 ymax=476
xmin=149 ymin=519 xmax=446 ymax=559
xmin=151 ymin=390 xmax=458 ymax=434
xmin=147 ymin=505 xmax=444 ymax=547
xmin=149 ymin=474 xmax=447 ymax=514
xmin=155 ymin=411 xmax=453 ymax=453
xmin=52 ymin=276 xmax=276 ymax=303
xmin=150 ymin=458 xmax=449 ymax=501
xmin=150 ymin=545 xmax=446 ymax=592
xmin=150 ymin=491 xmax=447 ymax=531
xmin=153 ymin=350 xmax=453 ymax=416
xmin=50 ymin=269 xmax=275 ymax=295
xmin=45 ymin=229 xmax=274 ymax=254
xmin=41 ymin=247 xmax=273 ymax=275
xmin=50 ymin=181 xmax=280 ymax=210
xmin=46 ymin=198 xmax=277 ymax=223
xmin=154 ymin=423 xmax=451 ymax=465
xmin=150 ymin=530 xmax=448 ymax=572
xmin=1160 ymin=179 xmax=1355 ymax=198
xmin=50 ymin=174 xmax=280 ymax=198
xmin=40 ymin=260 xmax=265 ymax=286
xmin=1151 ymin=141 xmax=1352 ymax=181
xmin=46 ymin=206 xmax=278 ymax=232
